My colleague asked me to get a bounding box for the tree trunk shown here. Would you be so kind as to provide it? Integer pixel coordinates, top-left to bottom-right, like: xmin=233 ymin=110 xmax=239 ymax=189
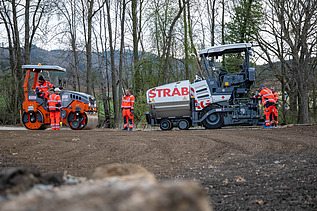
xmin=281 ymin=63 xmax=286 ymax=124
xmin=24 ymin=0 xmax=30 ymax=64
xmin=86 ymin=0 xmax=94 ymax=95
xmin=71 ymin=33 xmax=80 ymax=91
xmin=163 ymin=0 xmax=184 ymax=84
xmin=221 ymin=0 xmax=225 ymax=65
xmin=132 ymin=0 xmax=140 ymax=92
xmin=313 ymin=83 xmax=317 ymax=122
xmin=106 ymin=0 xmax=118 ymax=127
xmin=183 ymin=0 xmax=189 ymax=79
xmin=288 ymin=76 xmax=298 ymax=123
xmin=118 ymin=0 xmax=126 ymax=127
xmin=12 ymin=0 xmax=23 ymax=124
xmin=211 ymin=0 xmax=216 ymax=46
xmin=298 ymin=75 xmax=309 ymax=124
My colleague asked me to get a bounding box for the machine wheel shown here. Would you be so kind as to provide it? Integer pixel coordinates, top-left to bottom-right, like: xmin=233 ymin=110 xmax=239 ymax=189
xmin=67 ymin=112 xmax=88 ymax=130
xmin=21 ymin=111 xmax=44 ymax=130
xmin=200 ymin=106 xmax=223 ymax=129
xmin=202 ymin=113 xmax=223 ymax=129
xmin=178 ymin=119 xmax=190 ymax=130
xmin=160 ymin=119 xmax=172 ymax=131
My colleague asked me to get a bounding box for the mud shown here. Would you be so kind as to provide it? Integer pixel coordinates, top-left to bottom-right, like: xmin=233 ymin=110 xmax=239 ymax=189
xmin=0 ymin=125 xmax=316 ymax=210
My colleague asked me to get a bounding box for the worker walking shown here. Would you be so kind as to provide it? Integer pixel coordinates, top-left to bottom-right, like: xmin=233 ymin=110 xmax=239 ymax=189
xmin=48 ymin=88 xmax=62 ymax=130
xmin=121 ymin=89 xmax=135 ymax=131
xmin=270 ymin=87 xmax=279 ymax=127
xmin=253 ymin=85 xmax=276 ymax=128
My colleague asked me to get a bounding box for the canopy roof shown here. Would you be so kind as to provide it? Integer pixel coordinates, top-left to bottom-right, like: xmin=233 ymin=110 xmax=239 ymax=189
xmin=199 ymin=43 xmax=252 ymax=57
xmin=22 ymin=65 xmax=66 ymax=72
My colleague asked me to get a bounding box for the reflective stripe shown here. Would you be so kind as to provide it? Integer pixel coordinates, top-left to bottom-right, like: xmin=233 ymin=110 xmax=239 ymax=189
xmin=121 ymin=95 xmax=135 ymax=109
xmin=36 ymin=82 xmax=54 ymax=92
xmin=48 ymin=94 xmax=61 ymax=110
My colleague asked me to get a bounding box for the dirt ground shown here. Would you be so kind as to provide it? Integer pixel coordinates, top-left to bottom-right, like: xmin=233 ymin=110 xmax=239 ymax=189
xmin=0 ymin=125 xmax=316 ymax=210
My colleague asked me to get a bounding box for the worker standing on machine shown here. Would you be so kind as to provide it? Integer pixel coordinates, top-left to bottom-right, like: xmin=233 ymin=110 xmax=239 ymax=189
xmin=48 ymin=88 xmax=62 ymax=130
xmin=121 ymin=89 xmax=135 ymax=131
xmin=253 ymin=85 xmax=276 ymax=128
xmin=271 ymin=86 xmax=279 ymax=127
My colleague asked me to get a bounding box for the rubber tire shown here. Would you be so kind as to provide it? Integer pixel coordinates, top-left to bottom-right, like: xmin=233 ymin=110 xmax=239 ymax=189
xmin=67 ymin=112 xmax=87 ymax=130
xmin=202 ymin=112 xmax=223 ymax=129
xmin=178 ymin=119 xmax=190 ymax=130
xmin=160 ymin=119 xmax=172 ymax=131
xmin=21 ymin=111 xmax=44 ymax=130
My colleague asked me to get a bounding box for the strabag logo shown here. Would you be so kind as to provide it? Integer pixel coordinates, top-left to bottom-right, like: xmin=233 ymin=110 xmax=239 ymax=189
xmin=149 ymin=87 xmax=189 ymax=98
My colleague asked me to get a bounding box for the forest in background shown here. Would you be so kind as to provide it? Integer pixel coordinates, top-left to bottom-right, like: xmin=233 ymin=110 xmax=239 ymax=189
xmin=0 ymin=0 xmax=316 ymax=127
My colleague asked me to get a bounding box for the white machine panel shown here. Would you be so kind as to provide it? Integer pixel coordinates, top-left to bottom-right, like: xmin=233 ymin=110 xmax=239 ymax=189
xmin=146 ymin=80 xmax=191 ymax=118
xmin=147 ymin=80 xmax=190 ymax=104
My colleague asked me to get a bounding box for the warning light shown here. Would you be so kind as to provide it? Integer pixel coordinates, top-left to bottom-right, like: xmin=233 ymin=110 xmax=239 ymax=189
xmin=38 ymin=63 xmax=41 ymax=66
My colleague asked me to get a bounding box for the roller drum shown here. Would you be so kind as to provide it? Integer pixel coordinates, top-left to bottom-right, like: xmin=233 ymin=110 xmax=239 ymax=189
xmin=84 ymin=113 xmax=98 ymax=130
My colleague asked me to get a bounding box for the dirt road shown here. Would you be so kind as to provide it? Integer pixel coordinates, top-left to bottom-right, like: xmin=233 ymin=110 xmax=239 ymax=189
xmin=0 ymin=125 xmax=316 ymax=210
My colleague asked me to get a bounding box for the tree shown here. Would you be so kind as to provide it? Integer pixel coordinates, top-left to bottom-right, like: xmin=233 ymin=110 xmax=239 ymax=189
xmin=183 ymin=0 xmax=189 ymax=79
xmin=257 ymin=0 xmax=317 ymax=124
xmin=105 ymin=0 xmax=119 ymax=127
xmin=80 ymin=0 xmax=106 ymax=95
xmin=24 ymin=0 xmax=45 ymax=64
xmin=226 ymin=0 xmax=263 ymax=43
xmin=118 ymin=0 xmax=127 ymax=115
xmin=224 ymin=0 xmax=263 ymax=72
xmin=131 ymin=0 xmax=140 ymax=91
xmin=54 ymin=0 xmax=81 ymax=91
xmin=0 ymin=0 xmax=46 ymax=124
xmin=163 ymin=0 xmax=185 ymax=84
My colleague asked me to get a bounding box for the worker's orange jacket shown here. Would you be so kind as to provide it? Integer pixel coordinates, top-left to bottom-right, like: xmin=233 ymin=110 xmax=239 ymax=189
xmin=272 ymin=91 xmax=279 ymax=103
xmin=121 ymin=95 xmax=135 ymax=110
xmin=48 ymin=94 xmax=62 ymax=111
xmin=36 ymin=81 xmax=54 ymax=92
xmin=253 ymin=88 xmax=276 ymax=107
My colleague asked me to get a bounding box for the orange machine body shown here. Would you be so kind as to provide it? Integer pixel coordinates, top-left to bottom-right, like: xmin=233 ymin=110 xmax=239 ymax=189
xmin=21 ymin=65 xmax=98 ymax=130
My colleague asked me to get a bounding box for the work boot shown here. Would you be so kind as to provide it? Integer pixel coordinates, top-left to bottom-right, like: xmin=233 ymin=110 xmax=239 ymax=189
xmin=129 ymin=128 xmax=133 ymax=131
xmin=263 ymin=125 xmax=272 ymax=129
xmin=122 ymin=128 xmax=128 ymax=131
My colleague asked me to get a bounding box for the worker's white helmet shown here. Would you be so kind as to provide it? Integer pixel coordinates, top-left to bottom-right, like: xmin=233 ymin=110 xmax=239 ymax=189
xmin=54 ymin=88 xmax=61 ymax=92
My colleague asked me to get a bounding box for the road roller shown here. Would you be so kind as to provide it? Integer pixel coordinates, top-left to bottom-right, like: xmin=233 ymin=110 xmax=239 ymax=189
xmin=21 ymin=64 xmax=98 ymax=130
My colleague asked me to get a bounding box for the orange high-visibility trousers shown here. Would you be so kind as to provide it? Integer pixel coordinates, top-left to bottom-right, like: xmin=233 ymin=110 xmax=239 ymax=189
xmin=264 ymin=105 xmax=274 ymax=127
xmin=50 ymin=111 xmax=61 ymax=130
xmin=123 ymin=109 xmax=133 ymax=129
xmin=272 ymin=105 xmax=278 ymax=125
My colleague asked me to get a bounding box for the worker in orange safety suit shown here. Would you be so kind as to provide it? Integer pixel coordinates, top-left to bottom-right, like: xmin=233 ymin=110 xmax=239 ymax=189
xmin=121 ymin=89 xmax=135 ymax=131
xmin=253 ymin=85 xmax=276 ymax=128
xmin=270 ymin=86 xmax=279 ymax=127
xmin=36 ymin=75 xmax=55 ymax=108
xmin=36 ymin=75 xmax=55 ymax=93
xmin=48 ymin=88 xmax=62 ymax=130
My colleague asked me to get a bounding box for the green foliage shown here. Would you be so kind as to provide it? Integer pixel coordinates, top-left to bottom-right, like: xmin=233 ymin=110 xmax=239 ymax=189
xmin=0 ymin=73 xmax=18 ymax=124
xmin=226 ymin=0 xmax=264 ymax=43
xmin=133 ymin=90 xmax=148 ymax=127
